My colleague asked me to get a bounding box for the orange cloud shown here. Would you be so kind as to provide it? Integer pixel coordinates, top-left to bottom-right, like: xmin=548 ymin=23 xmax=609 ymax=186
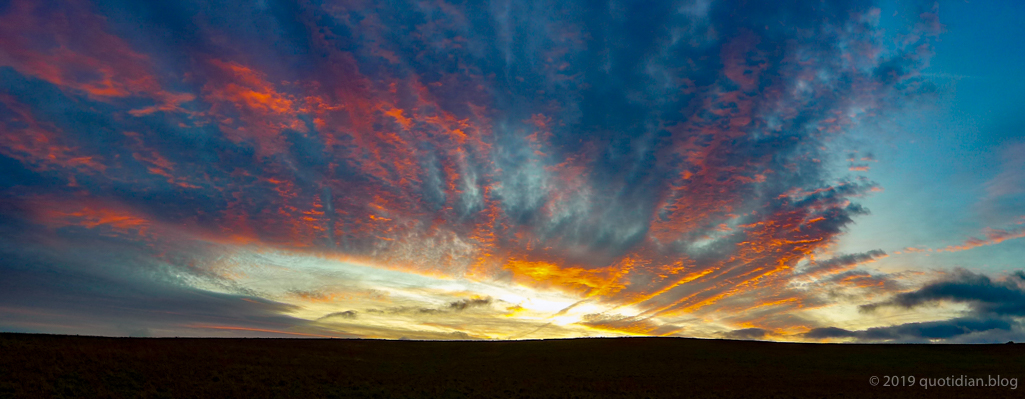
xmin=940 ymin=227 xmax=1025 ymax=252
xmin=34 ymin=199 xmax=153 ymax=237
xmin=200 ymin=59 xmax=307 ymax=156
xmin=506 ymin=259 xmax=629 ymax=297
xmin=577 ymin=314 xmax=682 ymax=336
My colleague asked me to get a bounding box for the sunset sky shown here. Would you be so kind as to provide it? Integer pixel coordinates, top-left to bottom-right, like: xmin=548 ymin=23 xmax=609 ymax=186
xmin=1 ymin=0 xmax=1023 ymax=343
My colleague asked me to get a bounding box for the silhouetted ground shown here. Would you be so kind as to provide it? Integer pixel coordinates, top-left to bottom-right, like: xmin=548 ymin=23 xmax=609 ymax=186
xmin=1 ymin=333 xmax=1024 ymax=398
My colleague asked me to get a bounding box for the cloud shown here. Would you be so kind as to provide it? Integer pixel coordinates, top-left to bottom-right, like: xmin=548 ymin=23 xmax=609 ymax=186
xmin=318 ymin=310 xmax=357 ymax=320
xmin=364 ymin=299 xmax=497 ymax=316
xmin=823 ymin=270 xmax=903 ymax=291
xmin=337 ymin=297 xmax=496 ymax=324
xmin=805 ymin=270 xmax=1025 ymax=343
xmin=576 ymin=313 xmax=682 ymax=336
xmin=448 ymin=297 xmax=492 ymax=311
xmin=939 ymin=227 xmax=1025 ymax=253
xmin=803 ymin=327 xmax=858 ymax=340
xmin=447 ymin=331 xmax=474 ymax=340
xmin=0 ymin=0 xmax=942 ymax=338
xmin=883 ymin=218 xmax=1025 ymax=255
xmin=723 ymin=328 xmax=769 ymax=340
xmin=365 ymin=307 xmax=446 ymax=316
xmin=860 ymin=269 xmax=1025 ymax=316
xmin=0 ymin=242 xmax=342 ymax=338
xmin=799 ymin=250 xmax=888 ymax=278
xmin=979 ymin=140 xmax=1025 ymax=220
xmin=804 ymin=318 xmax=1015 ymax=342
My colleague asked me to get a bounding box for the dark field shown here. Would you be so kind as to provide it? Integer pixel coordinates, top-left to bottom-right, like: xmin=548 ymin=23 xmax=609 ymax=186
xmin=1 ymin=334 xmax=1024 ymax=398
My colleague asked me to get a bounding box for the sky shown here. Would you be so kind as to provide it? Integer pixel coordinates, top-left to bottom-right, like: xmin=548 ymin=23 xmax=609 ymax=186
xmin=0 ymin=0 xmax=1022 ymax=343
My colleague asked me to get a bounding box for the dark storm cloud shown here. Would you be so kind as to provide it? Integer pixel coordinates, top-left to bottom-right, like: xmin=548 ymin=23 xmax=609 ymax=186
xmin=723 ymin=328 xmax=768 ymax=340
xmin=860 ymin=269 xmax=1025 ymax=316
xmin=807 ymin=270 xmax=1025 ymax=342
xmin=803 ymin=327 xmax=857 ymax=339
xmin=804 ymin=318 xmax=1015 ymax=342
xmin=0 ymin=0 xmax=941 ymax=336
